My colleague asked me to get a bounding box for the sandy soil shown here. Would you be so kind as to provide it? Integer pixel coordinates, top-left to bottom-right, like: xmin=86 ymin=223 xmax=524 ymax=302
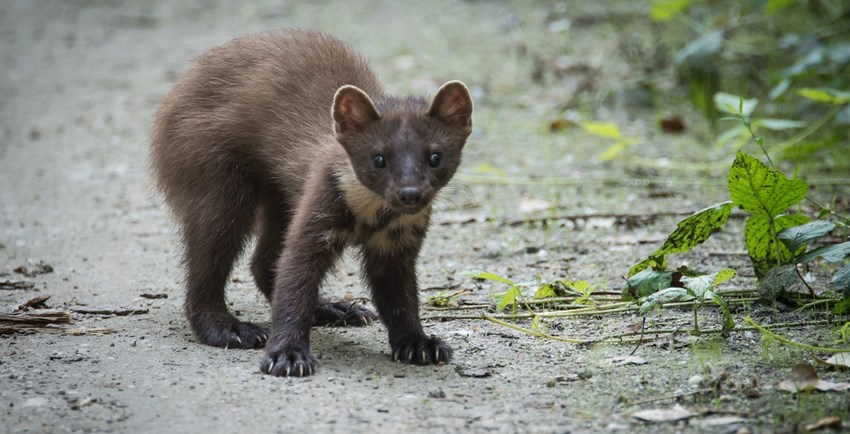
xmin=2 ymin=1 xmax=848 ymax=433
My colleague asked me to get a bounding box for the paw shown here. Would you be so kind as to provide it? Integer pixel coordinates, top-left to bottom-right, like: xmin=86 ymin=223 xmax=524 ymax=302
xmin=192 ymin=316 xmax=268 ymax=349
xmin=260 ymin=341 xmax=318 ymax=377
xmin=391 ymin=334 xmax=452 ymax=365
xmin=314 ymin=300 xmax=379 ymax=327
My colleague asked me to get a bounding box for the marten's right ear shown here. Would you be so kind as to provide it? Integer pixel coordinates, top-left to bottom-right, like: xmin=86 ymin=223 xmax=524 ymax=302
xmin=333 ymin=86 xmax=381 ymax=135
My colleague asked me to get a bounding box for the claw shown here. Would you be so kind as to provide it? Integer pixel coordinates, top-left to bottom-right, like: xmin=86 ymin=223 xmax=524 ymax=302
xmin=285 ymin=366 xmax=290 ymax=377
xmin=434 ymin=350 xmax=440 ymax=363
xmin=298 ymin=364 xmax=304 ymax=377
xmin=407 ymin=349 xmax=413 ymax=361
xmin=393 ymin=349 xmax=400 ymax=362
xmin=421 ymin=350 xmax=427 ymax=363
xmin=267 ymin=359 xmax=275 ymax=372
xmin=235 ymin=335 xmax=242 ymax=346
xmin=359 ymin=315 xmax=367 ymax=325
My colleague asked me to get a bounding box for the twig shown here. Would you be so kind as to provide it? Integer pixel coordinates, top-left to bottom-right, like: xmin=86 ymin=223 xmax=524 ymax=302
xmin=422 ymin=288 xmax=469 ymax=306
xmin=482 ymin=315 xmax=587 ymax=344
xmin=629 ymin=317 xmax=646 ymax=356
xmin=793 ymin=298 xmax=838 ymax=312
xmin=626 ymin=388 xmax=715 ymax=406
xmin=742 ymin=316 xmax=850 ymax=353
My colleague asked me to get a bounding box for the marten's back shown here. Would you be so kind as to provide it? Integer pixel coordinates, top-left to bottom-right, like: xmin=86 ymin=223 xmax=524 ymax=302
xmin=150 ymin=29 xmax=383 ymax=200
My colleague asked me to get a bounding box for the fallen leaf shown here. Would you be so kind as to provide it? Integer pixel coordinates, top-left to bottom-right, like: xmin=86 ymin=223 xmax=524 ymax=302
xmin=518 ymin=198 xmax=552 ymax=213
xmin=18 ymin=295 xmax=51 ymax=311
xmin=605 ymin=356 xmax=649 ymax=366
xmin=14 ymin=261 xmax=54 ymax=277
xmin=633 ymin=405 xmax=694 ymax=422
xmin=0 ymin=280 xmax=36 ymax=291
xmin=777 ymin=362 xmax=850 ymax=393
xmin=819 ymin=353 xmax=850 ymax=369
xmin=697 ymin=416 xmax=746 ymax=428
xmin=659 ymin=116 xmax=685 ymax=133
xmin=805 ymin=416 xmax=842 ymax=431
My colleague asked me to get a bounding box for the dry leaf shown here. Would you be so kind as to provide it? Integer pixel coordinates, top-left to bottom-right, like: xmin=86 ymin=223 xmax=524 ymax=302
xmin=18 ymin=295 xmax=51 ymax=311
xmin=822 ymin=353 xmax=850 ymax=369
xmin=605 ymin=356 xmax=649 ymax=366
xmin=697 ymin=416 xmax=746 ymax=428
xmin=518 ymin=198 xmax=552 ymax=213
xmin=777 ymin=362 xmax=850 ymax=393
xmin=633 ymin=404 xmax=693 ymax=422
xmin=805 ymin=416 xmax=842 ymax=431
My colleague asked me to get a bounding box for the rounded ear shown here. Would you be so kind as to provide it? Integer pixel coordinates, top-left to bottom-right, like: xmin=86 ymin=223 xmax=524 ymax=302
xmin=332 ymin=85 xmax=381 ymax=135
xmin=428 ymin=81 xmax=473 ymax=133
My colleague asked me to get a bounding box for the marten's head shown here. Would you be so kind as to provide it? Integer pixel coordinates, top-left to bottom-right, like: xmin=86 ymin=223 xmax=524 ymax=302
xmin=332 ymin=81 xmax=473 ymax=215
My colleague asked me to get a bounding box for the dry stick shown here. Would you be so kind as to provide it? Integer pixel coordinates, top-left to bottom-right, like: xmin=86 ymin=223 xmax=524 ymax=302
xmin=629 ymin=316 xmax=647 ymax=356
xmin=421 ymin=288 xmax=469 ymax=306
xmin=482 ymin=315 xmax=587 ymax=344
xmin=423 ymin=297 xmax=759 ymax=321
xmin=626 ymin=388 xmax=715 ymax=407
xmin=742 ymin=316 xmax=850 ymax=353
xmin=603 ymin=319 xmax=842 ymax=344
xmin=793 ymin=298 xmax=837 ymax=312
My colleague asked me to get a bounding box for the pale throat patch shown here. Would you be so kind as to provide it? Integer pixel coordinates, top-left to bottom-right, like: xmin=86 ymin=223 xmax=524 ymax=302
xmin=332 ymin=164 xmax=430 ymax=254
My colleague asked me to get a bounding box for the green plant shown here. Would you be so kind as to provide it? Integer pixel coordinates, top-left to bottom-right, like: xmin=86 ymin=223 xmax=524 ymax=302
xmin=626 ymin=98 xmax=850 ymax=327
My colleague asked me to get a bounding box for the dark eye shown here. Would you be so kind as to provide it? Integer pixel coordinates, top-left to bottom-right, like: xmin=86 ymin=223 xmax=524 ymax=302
xmin=373 ymin=154 xmax=386 ymax=168
xmin=428 ymin=152 xmax=441 ymax=168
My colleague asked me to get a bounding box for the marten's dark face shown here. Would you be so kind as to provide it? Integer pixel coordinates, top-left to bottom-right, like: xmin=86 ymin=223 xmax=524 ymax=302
xmin=332 ymin=82 xmax=473 ymax=215
xmin=340 ymin=113 xmax=467 ymax=214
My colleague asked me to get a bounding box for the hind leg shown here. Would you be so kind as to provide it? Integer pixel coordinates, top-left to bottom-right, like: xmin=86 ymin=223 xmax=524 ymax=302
xmin=179 ymin=172 xmax=267 ymax=349
xmin=250 ymin=191 xmax=290 ymax=302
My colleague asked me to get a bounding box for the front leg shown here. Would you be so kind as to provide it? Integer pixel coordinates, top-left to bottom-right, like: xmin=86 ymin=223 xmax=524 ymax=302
xmin=364 ymin=244 xmax=452 ymax=365
xmin=260 ymin=232 xmax=342 ymax=377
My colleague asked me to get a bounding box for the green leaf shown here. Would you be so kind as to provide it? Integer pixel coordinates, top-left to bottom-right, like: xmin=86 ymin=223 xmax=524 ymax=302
xmin=705 ymin=290 xmax=735 ymax=333
xmin=833 ymin=296 xmax=850 ymax=314
xmin=650 ymin=0 xmax=693 ymax=21
xmin=728 ymin=151 xmax=808 ymax=217
xmin=715 ymin=92 xmax=758 ymax=116
xmin=466 ymin=271 xmax=514 ymax=285
xmin=655 ymin=202 xmax=735 ymax=257
xmin=760 ymin=264 xmax=799 ymax=301
xmin=497 ymin=285 xmax=522 ymax=311
xmin=745 ymin=213 xmax=810 ymax=278
xmin=675 ymin=30 xmax=723 ymax=65
xmin=759 ymin=118 xmax=807 ymax=130
xmin=628 ymin=255 xmax=666 ymax=277
xmin=798 ymin=88 xmax=850 ymax=105
xmin=681 ymin=269 xmax=736 ymax=298
xmin=628 ymin=203 xmax=733 ymax=277
xmin=534 ymin=283 xmax=558 ymax=300
xmin=796 ymin=242 xmax=850 ymax=264
xmin=833 ymin=264 xmax=850 ymax=295
xmin=580 ymin=122 xmax=621 ymax=139
xmin=599 ymin=141 xmax=628 ymax=160
xmin=778 ymin=221 xmax=836 ymax=253
xmin=765 ymin=0 xmax=795 ymax=13
xmin=638 ymin=287 xmax=692 ymax=315
xmin=623 ymin=269 xmax=674 ymax=300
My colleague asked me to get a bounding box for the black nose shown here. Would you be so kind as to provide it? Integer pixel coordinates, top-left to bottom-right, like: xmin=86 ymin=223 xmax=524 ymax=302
xmin=398 ymin=187 xmax=422 ymax=206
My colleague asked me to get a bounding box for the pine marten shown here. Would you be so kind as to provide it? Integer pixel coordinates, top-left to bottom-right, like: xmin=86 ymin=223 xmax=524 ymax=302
xmin=149 ymin=29 xmax=473 ymax=377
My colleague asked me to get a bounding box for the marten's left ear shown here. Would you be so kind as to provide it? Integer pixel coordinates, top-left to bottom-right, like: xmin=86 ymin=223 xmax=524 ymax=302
xmin=333 ymin=85 xmax=381 ymax=135
xmin=428 ymin=81 xmax=473 ymax=134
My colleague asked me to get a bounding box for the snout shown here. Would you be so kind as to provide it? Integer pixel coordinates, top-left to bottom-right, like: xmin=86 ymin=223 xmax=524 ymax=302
xmin=398 ymin=187 xmax=423 ymax=206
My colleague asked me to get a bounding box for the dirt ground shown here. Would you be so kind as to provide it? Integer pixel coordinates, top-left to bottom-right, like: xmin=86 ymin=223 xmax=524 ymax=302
xmin=2 ymin=1 xmax=849 ymax=433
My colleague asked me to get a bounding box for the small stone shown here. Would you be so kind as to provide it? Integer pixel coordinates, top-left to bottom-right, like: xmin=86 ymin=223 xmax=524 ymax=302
xmin=688 ymin=375 xmax=704 ymax=386
xmin=22 ymin=397 xmax=49 ymax=408
xmin=427 ymin=388 xmax=446 ymax=399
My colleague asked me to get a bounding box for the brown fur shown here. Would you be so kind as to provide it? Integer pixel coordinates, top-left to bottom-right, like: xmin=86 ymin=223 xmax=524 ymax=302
xmin=148 ymin=29 xmax=472 ymax=377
